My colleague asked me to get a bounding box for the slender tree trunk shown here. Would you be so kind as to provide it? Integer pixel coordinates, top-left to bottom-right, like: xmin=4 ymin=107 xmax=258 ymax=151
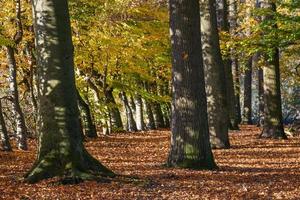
xmin=77 ymin=90 xmax=97 ymax=138
xmin=134 ymin=95 xmax=145 ymax=131
xmin=120 ymin=92 xmax=137 ymax=132
xmin=217 ymin=0 xmax=240 ymax=130
xmin=200 ymin=0 xmax=230 ymax=149
xmin=5 ymin=46 xmax=28 ymax=150
xmin=25 ymin=0 xmax=114 ymax=183
xmin=0 ymin=100 xmax=12 ymax=151
xmin=232 ymin=59 xmax=242 ymax=124
xmin=152 ymin=102 xmax=165 ymax=128
xmin=105 ymin=89 xmax=123 ymax=132
xmin=242 ymin=58 xmax=253 ymax=124
xmin=259 ymin=1 xmax=286 ymax=139
xmin=144 ymin=100 xmax=156 ymax=130
xmin=258 ymin=66 xmax=264 ymax=127
xmin=167 ymin=0 xmax=217 ymax=169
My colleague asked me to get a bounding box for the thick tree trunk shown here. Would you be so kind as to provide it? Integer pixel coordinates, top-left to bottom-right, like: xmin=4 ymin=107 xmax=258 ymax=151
xmin=77 ymin=90 xmax=97 ymax=138
xmin=242 ymin=58 xmax=253 ymax=124
xmin=5 ymin=46 xmax=28 ymax=150
xmin=259 ymin=2 xmax=286 ymax=139
xmin=200 ymin=0 xmax=230 ymax=149
xmin=167 ymin=0 xmax=217 ymax=169
xmin=120 ymin=92 xmax=137 ymax=132
xmin=25 ymin=0 xmax=114 ymax=183
xmin=0 ymin=100 xmax=12 ymax=151
xmin=134 ymin=95 xmax=145 ymax=131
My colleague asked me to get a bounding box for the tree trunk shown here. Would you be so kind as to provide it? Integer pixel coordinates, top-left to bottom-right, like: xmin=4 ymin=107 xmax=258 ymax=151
xmin=242 ymin=58 xmax=253 ymax=124
xmin=217 ymin=0 xmax=240 ymax=130
xmin=25 ymin=0 xmax=114 ymax=183
xmin=259 ymin=2 xmax=286 ymax=139
xmin=152 ymin=102 xmax=165 ymax=129
xmin=0 ymin=100 xmax=12 ymax=151
xmin=167 ymin=0 xmax=217 ymax=169
xmin=105 ymin=89 xmax=123 ymax=132
xmin=232 ymin=58 xmax=242 ymax=124
xmin=77 ymin=90 xmax=97 ymax=138
xmin=120 ymin=92 xmax=137 ymax=132
xmin=134 ymin=95 xmax=145 ymax=131
xmin=5 ymin=46 xmax=28 ymax=150
xmin=144 ymin=100 xmax=156 ymax=130
xmin=258 ymin=66 xmax=264 ymax=127
xmin=200 ymin=0 xmax=230 ymax=149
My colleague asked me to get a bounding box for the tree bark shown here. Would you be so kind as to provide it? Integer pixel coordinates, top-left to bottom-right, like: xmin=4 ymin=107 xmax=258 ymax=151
xmin=152 ymin=102 xmax=165 ymax=128
xmin=200 ymin=0 xmax=230 ymax=149
xmin=25 ymin=0 xmax=114 ymax=183
xmin=77 ymin=90 xmax=97 ymax=138
xmin=242 ymin=58 xmax=253 ymax=124
xmin=120 ymin=92 xmax=137 ymax=132
xmin=5 ymin=46 xmax=28 ymax=150
xmin=259 ymin=1 xmax=286 ymax=139
xmin=167 ymin=0 xmax=217 ymax=169
xmin=134 ymin=95 xmax=145 ymax=131
xmin=232 ymin=58 xmax=242 ymax=124
xmin=0 ymin=100 xmax=12 ymax=151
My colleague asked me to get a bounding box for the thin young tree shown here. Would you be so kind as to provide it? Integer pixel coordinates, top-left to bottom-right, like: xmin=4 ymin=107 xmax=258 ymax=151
xmin=25 ymin=0 xmax=114 ymax=183
xmin=200 ymin=0 xmax=230 ymax=149
xmin=167 ymin=0 xmax=217 ymax=169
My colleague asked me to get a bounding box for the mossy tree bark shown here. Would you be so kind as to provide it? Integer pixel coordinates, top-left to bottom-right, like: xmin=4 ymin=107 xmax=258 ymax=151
xmin=259 ymin=1 xmax=287 ymax=139
xmin=25 ymin=0 xmax=114 ymax=183
xmin=200 ymin=0 xmax=230 ymax=149
xmin=0 ymin=100 xmax=12 ymax=151
xmin=167 ymin=0 xmax=217 ymax=169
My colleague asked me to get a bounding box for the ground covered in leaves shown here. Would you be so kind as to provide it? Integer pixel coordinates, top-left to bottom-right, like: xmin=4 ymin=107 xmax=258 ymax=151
xmin=1 ymin=125 xmax=300 ymax=199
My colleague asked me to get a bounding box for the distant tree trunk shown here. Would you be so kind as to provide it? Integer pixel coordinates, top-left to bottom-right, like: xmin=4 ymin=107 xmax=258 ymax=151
xmin=167 ymin=0 xmax=217 ymax=169
xmin=259 ymin=2 xmax=287 ymax=139
xmin=5 ymin=46 xmax=28 ymax=150
xmin=134 ymin=95 xmax=145 ymax=131
xmin=152 ymin=103 xmax=165 ymax=128
xmin=120 ymin=92 xmax=137 ymax=132
xmin=200 ymin=0 xmax=230 ymax=149
xmin=258 ymin=66 xmax=264 ymax=127
xmin=25 ymin=0 xmax=114 ymax=183
xmin=242 ymin=58 xmax=253 ymax=124
xmin=162 ymin=103 xmax=171 ymax=128
xmin=232 ymin=59 xmax=242 ymax=124
xmin=217 ymin=0 xmax=240 ymax=130
xmin=105 ymin=88 xmax=123 ymax=132
xmin=77 ymin=90 xmax=97 ymax=138
xmin=144 ymin=100 xmax=156 ymax=130
xmin=0 ymin=100 xmax=12 ymax=151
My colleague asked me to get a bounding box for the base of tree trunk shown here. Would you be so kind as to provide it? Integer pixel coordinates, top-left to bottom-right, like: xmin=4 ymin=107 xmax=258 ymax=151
xmin=167 ymin=158 xmax=217 ymax=170
xmin=24 ymin=149 xmax=115 ymax=184
xmin=210 ymin=142 xmax=230 ymax=149
xmin=259 ymin=127 xmax=287 ymax=139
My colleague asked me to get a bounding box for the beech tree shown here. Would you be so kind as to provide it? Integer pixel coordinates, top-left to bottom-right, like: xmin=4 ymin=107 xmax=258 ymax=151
xmin=200 ymin=0 xmax=230 ymax=149
xmin=167 ymin=0 xmax=216 ymax=169
xmin=25 ymin=0 xmax=114 ymax=183
xmin=259 ymin=1 xmax=287 ymax=139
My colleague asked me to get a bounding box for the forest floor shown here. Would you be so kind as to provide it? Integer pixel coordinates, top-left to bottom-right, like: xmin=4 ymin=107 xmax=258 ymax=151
xmin=1 ymin=125 xmax=300 ymax=200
